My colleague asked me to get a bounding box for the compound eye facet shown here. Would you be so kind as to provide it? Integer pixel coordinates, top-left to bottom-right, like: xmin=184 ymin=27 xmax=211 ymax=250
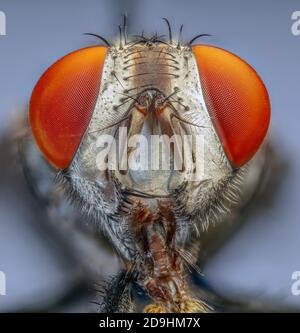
xmin=30 ymin=46 xmax=108 ymax=169
xmin=192 ymin=45 xmax=270 ymax=167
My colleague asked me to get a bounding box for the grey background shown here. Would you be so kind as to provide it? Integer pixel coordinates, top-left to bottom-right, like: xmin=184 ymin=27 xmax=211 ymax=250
xmin=0 ymin=0 xmax=299 ymax=310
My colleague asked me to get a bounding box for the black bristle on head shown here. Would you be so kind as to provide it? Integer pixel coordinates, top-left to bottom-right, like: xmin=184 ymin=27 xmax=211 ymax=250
xmin=188 ymin=33 xmax=212 ymax=45
xmin=162 ymin=17 xmax=173 ymax=43
xmin=83 ymin=33 xmax=111 ymax=47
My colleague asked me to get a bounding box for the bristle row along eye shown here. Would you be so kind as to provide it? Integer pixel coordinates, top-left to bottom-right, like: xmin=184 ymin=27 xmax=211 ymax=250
xmin=192 ymin=45 xmax=271 ymax=167
xmin=30 ymin=46 xmax=108 ymax=169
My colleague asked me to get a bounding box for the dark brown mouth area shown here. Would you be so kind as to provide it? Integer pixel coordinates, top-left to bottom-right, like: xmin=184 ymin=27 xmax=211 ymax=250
xmin=128 ymin=200 xmax=189 ymax=311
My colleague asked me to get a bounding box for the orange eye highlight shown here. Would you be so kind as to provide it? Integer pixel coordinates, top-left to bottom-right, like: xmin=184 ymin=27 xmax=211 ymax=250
xmin=29 ymin=46 xmax=108 ymax=169
xmin=192 ymin=45 xmax=270 ymax=167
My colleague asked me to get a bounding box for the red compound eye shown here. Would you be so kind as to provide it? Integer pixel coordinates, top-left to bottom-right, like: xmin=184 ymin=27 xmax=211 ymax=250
xmin=192 ymin=45 xmax=270 ymax=167
xmin=29 ymin=46 xmax=108 ymax=169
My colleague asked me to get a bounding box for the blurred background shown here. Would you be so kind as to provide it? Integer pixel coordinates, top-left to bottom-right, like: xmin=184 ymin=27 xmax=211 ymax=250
xmin=0 ymin=0 xmax=299 ymax=312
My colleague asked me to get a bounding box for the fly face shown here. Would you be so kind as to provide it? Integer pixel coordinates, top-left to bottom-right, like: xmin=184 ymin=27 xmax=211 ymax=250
xmin=73 ymin=43 xmax=233 ymax=200
xmin=28 ymin=22 xmax=270 ymax=312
